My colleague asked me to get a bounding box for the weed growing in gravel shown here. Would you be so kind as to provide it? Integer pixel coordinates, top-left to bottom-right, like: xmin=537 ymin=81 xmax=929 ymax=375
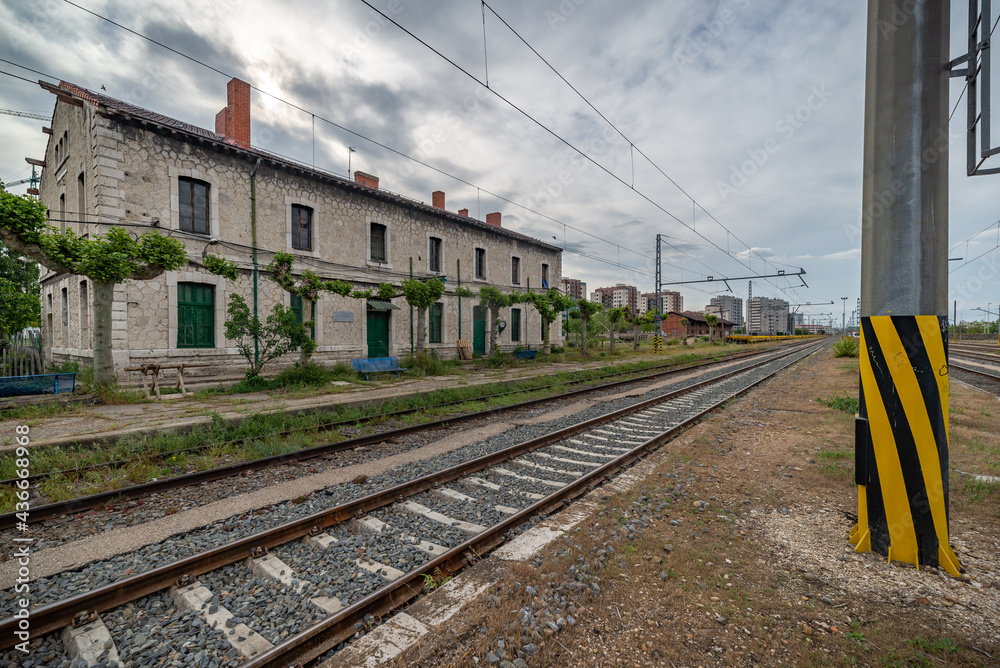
xmin=833 ymin=336 xmax=861 ymax=358
xmin=817 ymin=393 xmax=860 ymax=414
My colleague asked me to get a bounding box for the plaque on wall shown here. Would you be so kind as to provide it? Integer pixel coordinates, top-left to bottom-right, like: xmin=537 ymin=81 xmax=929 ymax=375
xmin=332 ymin=311 xmax=355 ymax=323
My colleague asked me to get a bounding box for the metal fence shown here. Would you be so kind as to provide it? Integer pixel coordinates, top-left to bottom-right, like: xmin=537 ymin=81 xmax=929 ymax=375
xmin=0 ymin=329 xmax=44 ymax=377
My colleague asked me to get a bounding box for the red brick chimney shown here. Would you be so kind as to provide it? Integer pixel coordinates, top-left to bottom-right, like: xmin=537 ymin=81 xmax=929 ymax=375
xmin=354 ymin=171 xmax=379 ymax=189
xmin=486 ymin=212 xmax=501 ymax=227
xmin=458 ymin=208 xmax=469 ymax=217
xmin=432 ymin=191 xmax=445 ymax=210
xmin=215 ymin=78 xmax=251 ymax=148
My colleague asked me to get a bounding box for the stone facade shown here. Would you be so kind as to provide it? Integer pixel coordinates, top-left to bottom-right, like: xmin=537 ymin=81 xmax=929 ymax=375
xmin=37 ymin=80 xmax=562 ymax=377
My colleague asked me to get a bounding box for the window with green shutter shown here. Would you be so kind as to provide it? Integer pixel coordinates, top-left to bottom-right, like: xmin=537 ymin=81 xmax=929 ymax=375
xmin=511 ymin=308 xmax=521 ymax=342
xmin=429 ymin=302 xmax=443 ymax=343
xmin=290 ymin=293 xmax=316 ymax=338
xmin=177 ymin=282 xmax=215 ymax=348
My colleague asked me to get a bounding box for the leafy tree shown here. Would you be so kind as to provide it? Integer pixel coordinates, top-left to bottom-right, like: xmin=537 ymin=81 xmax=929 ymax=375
xmin=0 ymin=241 xmax=40 ymax=339
xmin=223 ymin=293 xmax=309 ymax=379
xmin=607 ymin=307 xmax=624 ymax=353
xmin=402 ymin=277 xmax=445 ymax=351
xmin=206 ymin=251 xmax=395 ymax=368
xmin=529 ymin=288 xmax=574 ymax=352
xmin=0 ymin=184 xmax=187 ymax=382
xmin=622 ymin=306 xmax=654 ymax=351
xmin=478 ymin=286 xmax=511 ymax=354
xmin=575 ymin=299 xmax=603 ymax=353
xmin=678 ymin=315 xmax=689 ymax=345
xmin=705 ymin=314 xmax=718 ymax=342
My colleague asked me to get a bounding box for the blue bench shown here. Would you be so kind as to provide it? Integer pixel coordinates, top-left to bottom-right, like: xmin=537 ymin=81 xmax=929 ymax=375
xmin=0 ymin=373 xmax=77 ymax=398
xmin=514 ymin=349 xmax=537 ymax=363
xmin=351 ymin=357 xmax=407 ymax=379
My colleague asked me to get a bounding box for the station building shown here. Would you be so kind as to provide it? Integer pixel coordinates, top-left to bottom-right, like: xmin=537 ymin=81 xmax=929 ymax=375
xmin=32 ymin=78 xmax=562 ymax=375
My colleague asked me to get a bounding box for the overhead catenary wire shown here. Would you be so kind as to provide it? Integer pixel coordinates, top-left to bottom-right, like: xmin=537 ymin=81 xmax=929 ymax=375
xmin=48 ymin=1 xmax=789 ymax=300
xmin=479 ymin=1 xmax=802 ymax=276
xmin=37 ymin=5 xmax=689 ymax=285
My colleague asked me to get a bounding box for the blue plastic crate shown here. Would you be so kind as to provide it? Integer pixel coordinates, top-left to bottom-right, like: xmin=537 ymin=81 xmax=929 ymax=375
xmin=0 ymin=373 xmax=76 ymax=398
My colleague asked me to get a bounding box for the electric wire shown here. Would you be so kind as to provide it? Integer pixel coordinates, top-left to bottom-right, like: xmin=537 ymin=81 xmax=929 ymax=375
xmin=480 ymin=1 xmax=797 ymax=275
xmin=51 ymin=1 xmax=791 ymax=300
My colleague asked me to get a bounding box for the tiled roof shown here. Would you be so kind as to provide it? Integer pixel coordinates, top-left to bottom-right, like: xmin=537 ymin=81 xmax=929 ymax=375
xmin=47 ymin=81 xmax=561 ymax=252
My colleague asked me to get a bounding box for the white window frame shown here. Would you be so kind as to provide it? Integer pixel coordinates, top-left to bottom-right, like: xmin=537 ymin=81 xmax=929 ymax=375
xmin=366 ymin=216 xmax=392 ymax=269
xmin=169 ymin=166 xmax=220 ymax=238
xmin=285 ymin=196 xmax=321 ymax=258
xmin=166 ymin=270 xmax=227 ymax=351
xmin=474 ymin=246 xmax=487 ymax=282
xmin=426 ymin=232 xmax=446 ymax=275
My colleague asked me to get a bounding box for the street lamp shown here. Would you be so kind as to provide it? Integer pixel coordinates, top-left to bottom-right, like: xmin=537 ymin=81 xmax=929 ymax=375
xmin=347 ymin=146 xmax=356 ymax=177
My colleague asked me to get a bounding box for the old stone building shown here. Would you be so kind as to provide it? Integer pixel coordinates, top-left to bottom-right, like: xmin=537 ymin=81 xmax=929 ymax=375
xmin=33 ymin=78 xmax=562 ymax=375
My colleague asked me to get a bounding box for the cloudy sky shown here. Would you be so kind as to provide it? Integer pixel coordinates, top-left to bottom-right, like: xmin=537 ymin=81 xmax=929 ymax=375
xmin=1 ymin=0 xmax=998 ymax=326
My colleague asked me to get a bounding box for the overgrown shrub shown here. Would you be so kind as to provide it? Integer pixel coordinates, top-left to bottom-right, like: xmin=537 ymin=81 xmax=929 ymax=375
xmin=549 ymin=346 xmax=565 ymax=354
xmin=832 ymin=336 xmax=860 ymax=358
xmin=485 ymin=350 xmax=511 ymax=368
xmin=665 ymin=338 xmax=680 ymax=346
xmin=818 ymin=393 xmax=860 ymax=414
xmin=401 ymin=350 xmax=456 ymax=376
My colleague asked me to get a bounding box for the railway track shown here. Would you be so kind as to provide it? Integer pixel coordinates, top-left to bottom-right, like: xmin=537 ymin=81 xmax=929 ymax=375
xmin=0 ymin=339 xmax=825 ymax=667
xmin=950 ymin=359 xmax=1000 ymax=394
xmin=0 ymin=345 xmax=788 ymax=530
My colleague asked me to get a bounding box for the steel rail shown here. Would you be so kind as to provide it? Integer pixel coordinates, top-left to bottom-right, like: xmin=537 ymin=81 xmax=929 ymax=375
xmin=950 ymin=350 xmax=1000 ymax=366
xmin=950 ymin=360 xmax=1000 ymax=382
xmin=243 ymin=340 xmax=827 ymax=667
xmin=0 ymin=342 xmax=820 ymax=648
xmin=0 ymin=344 xmax=807 ymax=530
xmin=0 ymin=347 xmax=766 ymax=488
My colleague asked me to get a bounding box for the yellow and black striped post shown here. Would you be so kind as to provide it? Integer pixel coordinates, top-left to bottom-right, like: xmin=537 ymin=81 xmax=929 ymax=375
xmin=855 ymin=0 xmax=958 ymax=575
xmin=850 ymin=316 xmax=961 ymax=576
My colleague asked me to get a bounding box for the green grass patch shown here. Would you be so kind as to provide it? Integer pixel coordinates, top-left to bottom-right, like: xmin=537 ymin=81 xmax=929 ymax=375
xmin=817 ymin=393 xmax=860 ymax=414
xmin=817 ymin=449 xmax=853 ymax=460
xmin=833 ymin=336 xmax=860 ymax=357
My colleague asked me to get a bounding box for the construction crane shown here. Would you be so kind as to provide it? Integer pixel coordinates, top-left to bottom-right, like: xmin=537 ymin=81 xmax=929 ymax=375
xmin=0 ymin=109 xmax=51 ymax=121
xmin=4 ymin=167 xmax=40 ymax=194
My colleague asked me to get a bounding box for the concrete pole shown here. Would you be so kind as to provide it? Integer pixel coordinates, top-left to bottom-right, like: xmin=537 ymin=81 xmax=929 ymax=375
xmin=852 ymin=0 xmax=960 ymax=575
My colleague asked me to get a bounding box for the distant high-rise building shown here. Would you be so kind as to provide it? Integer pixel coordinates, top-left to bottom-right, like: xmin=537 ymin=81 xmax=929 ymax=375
xmin=591 ymin=284 xmax=639 ymax=313
xmin=708 ymin=295 xmax=744 ymax=327
xmin=788 ymin=311 xmax=805 ymax=332
xmin=639 ymin=291 xmax=683 ymax=315
xmin=748 ymin=297 xmax=790 ymax=335
xmin=560 ymin=278 xmax=587 ymax=301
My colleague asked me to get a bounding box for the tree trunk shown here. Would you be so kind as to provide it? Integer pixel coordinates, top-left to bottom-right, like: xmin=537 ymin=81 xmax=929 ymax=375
xmin=416 ymin=306 xmax=426 ymax=352
xmin=489 ymin=305 xmax=501 ymax=354
xmin=92 ymin=280 xmax=116 ymax=384
xmin=581 ymin=315 xmax=589 ymax=352
xmin=543 ymin=317 xmax=550 ymax=352
xmin=300 ymin=297 xmax=312 ymax=364
xmin=610 ymin=321 xmax=616 ymax=353
xmin=633 ymin=322 xmax=640 ymax=350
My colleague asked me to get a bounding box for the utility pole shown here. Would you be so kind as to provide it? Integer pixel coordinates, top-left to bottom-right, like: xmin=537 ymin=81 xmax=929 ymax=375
xmin=841 ymin=297 xmax=848 ymax=335
xmin=852 ymin=0 xmax=961 ymax=576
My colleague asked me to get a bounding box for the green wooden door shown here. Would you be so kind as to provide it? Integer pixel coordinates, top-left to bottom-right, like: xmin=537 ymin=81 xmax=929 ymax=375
xmin=473 ymin=306 xmax=486 ymax=356
xmin=177 ymin=283 xmax=214 ymax=348
xmin=367 ymin=310 xmax=390 ymax=358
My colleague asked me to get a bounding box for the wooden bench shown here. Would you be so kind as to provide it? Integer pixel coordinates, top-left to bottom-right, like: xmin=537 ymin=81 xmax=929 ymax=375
xmin=514 ymin=349 xmax=537 ymax=363
xmin=125 ymin=363 xmax=210 ymax=398
xmin=0 ymin=373 xmax=76 ymax=398
xmin=351 ymin=357 xmax=407 ymax=379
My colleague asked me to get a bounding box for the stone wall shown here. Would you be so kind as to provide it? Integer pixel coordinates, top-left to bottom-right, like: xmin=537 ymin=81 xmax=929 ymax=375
xmin=39 ymin=98 xmax=563 ymax=376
